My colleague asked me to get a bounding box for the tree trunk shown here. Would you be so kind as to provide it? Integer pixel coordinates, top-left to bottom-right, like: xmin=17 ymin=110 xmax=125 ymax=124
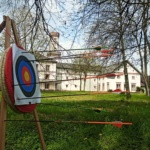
xmin=80 ymin=74 xmax=82 ymax=91
xmin=142 ymin=3 xmax=150 ymax=96
xmin=118 ymin=0 xmax=131 ymax=99
xmin=83 ymin=73 xmax=87 ymax=91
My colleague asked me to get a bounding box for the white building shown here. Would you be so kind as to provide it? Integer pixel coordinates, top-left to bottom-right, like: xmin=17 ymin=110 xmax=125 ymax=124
xmin=36 ymin=32 xmax=141 ymax=92
xmin=56 ymin=61 xmax=141 ymax=92
xmin=36 ymin=32 xmax=60 ymax=90
xmin=97 ymin=61 xmax=141 ymax=92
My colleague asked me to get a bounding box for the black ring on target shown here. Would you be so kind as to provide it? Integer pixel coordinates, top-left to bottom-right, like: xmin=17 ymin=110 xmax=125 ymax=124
xmin=15 ymin=56 xmax=36 ymax=97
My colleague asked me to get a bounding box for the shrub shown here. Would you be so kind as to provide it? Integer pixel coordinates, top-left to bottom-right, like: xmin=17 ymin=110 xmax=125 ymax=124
xmin=136 ymin=86 xmax=141 ymax=92
xmin=136 ymin=87 xmax=145 ymax=93
xmin=108 ymin=89 xmax=112 ymax=92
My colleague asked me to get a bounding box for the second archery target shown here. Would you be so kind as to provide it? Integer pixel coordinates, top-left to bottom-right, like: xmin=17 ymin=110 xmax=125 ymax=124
xmin=13 ymin=44 xmax=41 ymax=106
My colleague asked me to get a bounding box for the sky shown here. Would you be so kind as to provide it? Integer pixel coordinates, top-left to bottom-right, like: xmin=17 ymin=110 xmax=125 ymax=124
xmin=0 ymin=14 xmax=4 ymax=24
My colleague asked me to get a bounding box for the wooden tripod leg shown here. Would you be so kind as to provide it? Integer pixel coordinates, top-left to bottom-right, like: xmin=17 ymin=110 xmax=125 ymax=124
xmin=0 ymin=99 xmax=7 ymax=150
xmin=33 ymin=109 xmax=46 ymax=150
xmin=0 ymin=15 xmax=11 ymax=150
xmin=11 ymin=19 xmax=21 ymax=46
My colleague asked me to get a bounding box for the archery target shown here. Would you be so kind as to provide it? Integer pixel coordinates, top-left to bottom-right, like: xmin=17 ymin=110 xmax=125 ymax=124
xmin=13 ymin=44 xmax=41 ymax=106
xmin=0 ymin=44 xmax=40 ymax=113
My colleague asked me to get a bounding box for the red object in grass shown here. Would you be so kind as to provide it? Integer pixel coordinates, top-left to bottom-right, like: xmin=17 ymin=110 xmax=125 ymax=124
xmin=113 ymin=89 xmax=122 ymax=92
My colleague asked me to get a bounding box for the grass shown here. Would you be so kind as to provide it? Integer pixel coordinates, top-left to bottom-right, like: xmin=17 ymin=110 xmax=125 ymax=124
xmin=1 ymin=91 xmax=150 ymax=150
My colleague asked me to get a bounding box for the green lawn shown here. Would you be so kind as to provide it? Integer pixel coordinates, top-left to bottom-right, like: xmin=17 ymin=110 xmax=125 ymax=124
xmin=2 ymin=91 xmax=150 ymax=150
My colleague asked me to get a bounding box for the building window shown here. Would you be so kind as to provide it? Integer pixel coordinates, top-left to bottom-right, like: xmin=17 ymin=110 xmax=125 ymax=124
xmin=94 ymin=78 xmax=96 ymax=81
xmin=102 ymin=83 xmax=105 ymax=91
xmin=131 ymin=83 xmax=136 ymax=91
xmin=94 ymin=86 xmax=96 ymax=89
xmin=66 ymin=76 xmax=68 ymax=80
xmin=46 ymin=65 xmax=50 ymax=71
xmin=66 ymin=84 xmax=68 ymax=88
xmin=98 ymin=83 xmax=101 ymax=91
xmin=45 ymin=83 xmax=49 ymax=89
xmin=75 ymin=85 xmax=77 ymax=88
xmin=132 ymin=76 xmax=135 ymax=80
xmin=107 ymin=82 xmax=109 ymax=90
xmin=116 ymin=83 xmax=121 ymax=89
xmin=45 ymin=74 xmax=49 ymax=79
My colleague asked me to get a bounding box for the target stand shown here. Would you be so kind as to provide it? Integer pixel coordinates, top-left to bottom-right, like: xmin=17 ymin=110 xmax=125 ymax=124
xmin=0 ymin=16 xmax=46 ymax=150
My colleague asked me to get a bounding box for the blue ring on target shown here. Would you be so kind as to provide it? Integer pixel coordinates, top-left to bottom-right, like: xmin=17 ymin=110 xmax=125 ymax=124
xmin=15 ymin=56 xmax=36 ymax=97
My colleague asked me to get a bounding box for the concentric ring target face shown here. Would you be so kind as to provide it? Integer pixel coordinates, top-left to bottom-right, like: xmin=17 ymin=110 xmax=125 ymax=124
xmin=15 ymin=56 xmax=36 ymax=97
xmin=12 ymin=44 xmax=41 ymax=107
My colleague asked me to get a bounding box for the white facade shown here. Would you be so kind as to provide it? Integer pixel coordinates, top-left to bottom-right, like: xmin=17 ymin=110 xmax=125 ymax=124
xmin=56 ymin=67 xmax=81 ymax=91
xmin=56 ymin=63 xmax=141 ymax=92
xmin=36 ymin=31 xmax=60 ymax=90
xmin=37 ymin=61 xmax=57 ymax=90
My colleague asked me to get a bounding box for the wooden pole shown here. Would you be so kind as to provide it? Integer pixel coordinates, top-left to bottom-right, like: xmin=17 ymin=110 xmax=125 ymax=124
xmin=0 ymin=98 xmax=7 ymax=150
xmin=33 ymin=109 xmax=46 ymax=150
xmin=11 ymin=19 xmax=21 ymax=46
xmin=0 ymin=16 xmax=11 ymax=150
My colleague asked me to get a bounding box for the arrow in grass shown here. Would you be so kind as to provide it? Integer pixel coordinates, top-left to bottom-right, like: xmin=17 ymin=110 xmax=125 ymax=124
xmin=40 ymin=103 xmax=113 ymax=113
xmin=5 ymin=119 xmax=132 ymax=128
xmin=55 ymin=120 xmax=132 ymax=128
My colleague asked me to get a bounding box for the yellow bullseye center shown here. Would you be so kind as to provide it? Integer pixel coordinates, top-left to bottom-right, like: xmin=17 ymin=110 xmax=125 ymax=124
xmin=24 ymin=71 xmax=30 ymax=81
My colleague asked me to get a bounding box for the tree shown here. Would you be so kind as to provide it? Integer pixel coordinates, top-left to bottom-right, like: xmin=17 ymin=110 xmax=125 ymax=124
xmin=0 ymin=0 xmax=67 ymax=52
xmin=69 ymin=0 xmax=133 ymax=99
xmin=130 ymin=2 xmax=150 ymax=96
xmin=73 ymin=51 xmax=99 ymax=91
xmin=70 ymin=0 xmax=150 ymax=98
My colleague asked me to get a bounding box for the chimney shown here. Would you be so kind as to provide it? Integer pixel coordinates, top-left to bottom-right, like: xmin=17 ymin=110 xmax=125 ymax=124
xmin=47 ymin=32 xmax=61 ymax=58
xmin=49 ymin=32 xmax=60 ymax=50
